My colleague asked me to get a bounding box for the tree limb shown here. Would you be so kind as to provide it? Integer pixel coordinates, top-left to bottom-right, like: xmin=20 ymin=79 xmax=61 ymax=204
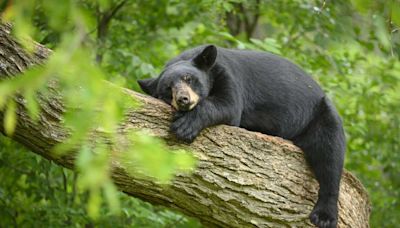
xmin=0 ymin=24 xmax=370 ymax=227
xmin=96 ymin=0 xmax=128 ymax=63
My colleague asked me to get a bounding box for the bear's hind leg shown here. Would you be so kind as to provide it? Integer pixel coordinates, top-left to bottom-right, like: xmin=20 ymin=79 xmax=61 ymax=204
xmin=293 ymin=99 xmax=345 ymax=228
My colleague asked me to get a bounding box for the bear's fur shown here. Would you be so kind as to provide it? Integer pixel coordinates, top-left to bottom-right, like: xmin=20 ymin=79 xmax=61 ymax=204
xmin=138 ymin=45 xmax=345 ymax=228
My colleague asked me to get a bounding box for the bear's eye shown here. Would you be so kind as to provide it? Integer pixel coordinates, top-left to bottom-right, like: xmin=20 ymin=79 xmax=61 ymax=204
xmin=182 ymin=75 xmax=191 ymax=83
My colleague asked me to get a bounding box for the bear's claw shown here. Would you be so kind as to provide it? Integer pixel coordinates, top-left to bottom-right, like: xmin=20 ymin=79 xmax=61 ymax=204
xmin=309 ymin=201 xmax=338 ymax=228
xmin=170 ymin=110 xmax=202 ymax=143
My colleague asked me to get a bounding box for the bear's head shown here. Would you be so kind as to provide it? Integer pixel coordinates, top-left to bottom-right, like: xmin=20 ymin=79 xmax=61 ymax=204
xmin=137 ymin=45 xmax=217 ymax=111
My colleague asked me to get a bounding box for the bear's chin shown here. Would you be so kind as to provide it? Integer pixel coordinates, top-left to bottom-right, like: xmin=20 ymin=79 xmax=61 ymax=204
xmin=173 ymin=103 xmax=197 ymax=112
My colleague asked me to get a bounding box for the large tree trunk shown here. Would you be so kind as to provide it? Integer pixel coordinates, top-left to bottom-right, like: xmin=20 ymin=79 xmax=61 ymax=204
xmin=0 ymin=24 xmax=370 ymax=227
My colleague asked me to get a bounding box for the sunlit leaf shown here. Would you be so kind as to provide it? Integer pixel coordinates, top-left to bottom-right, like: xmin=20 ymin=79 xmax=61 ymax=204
xmin=1 ymin=1 xmax=14 ymax=21
xmin=120 ymin=131 xmax=196 ymax=182
xmin=0 ymin=85 xmax=12 ymax=109
xmin=173 ymin=149 xmax=197 ymax=170
xmin=374 ymin=15 xmax=391 ymax=50
xmin=351 ymin=0 xmax=373 ymax=13
xmin=103 ymin=181 xmax=120 ymax=214
xmin=87 ymin=188 xmax=101 ymax=219
xmin=392 ymin=2 xmax=400 ymax=26
xmin=24 ymin=89 xmax=40 ymax=121
xmin=97 ymin=0 xmax=111 ymax=11
xmin=4 ymin=99 xmax=17 ymax=136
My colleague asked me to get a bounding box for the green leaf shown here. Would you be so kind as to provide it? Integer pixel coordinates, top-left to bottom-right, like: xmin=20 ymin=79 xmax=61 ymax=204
xmin=392 ymin=2 xmax=400 ymax=26
xmin=173 ymin=149 xmax=197 ymax=170
xmin=0 ymin=85 xmax=12 ymax=109
xmin=42 ymin=0 xmax=72 ymax=31
xmin=4 ymin=99 xmax=17 ymax=136
xmin=87 ymin=188 xmax=101 ymax=220
xmin=103 ymin=181 xmax=120 ymax=214
xmin=24 ymin=89 xmax=40 ymax=121
xmin=98 ymin=0 xmax=111 ymax=11
xmin=351 ymin=0 xmax=373 ymax=13
xmin=120 ymin=131 xmax=196 ymax=182
xmin=374 ymin=15 xmax=391 ymax=50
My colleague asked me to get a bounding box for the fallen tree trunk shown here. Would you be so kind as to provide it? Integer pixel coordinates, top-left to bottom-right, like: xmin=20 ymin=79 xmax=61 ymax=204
xmin=0 ymin=24 xmax=370 ymax=227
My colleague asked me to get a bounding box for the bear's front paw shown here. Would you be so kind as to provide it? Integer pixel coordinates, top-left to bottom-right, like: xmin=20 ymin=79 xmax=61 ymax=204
xmin=309 ymin=201 xmax=338 ymax=228
xmin=170 ymin=111 xmax=203 ymax=143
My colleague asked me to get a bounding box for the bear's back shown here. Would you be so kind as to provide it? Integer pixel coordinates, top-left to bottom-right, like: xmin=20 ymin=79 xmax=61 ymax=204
xmin=215 ymin=47 xmax=326 ymax=138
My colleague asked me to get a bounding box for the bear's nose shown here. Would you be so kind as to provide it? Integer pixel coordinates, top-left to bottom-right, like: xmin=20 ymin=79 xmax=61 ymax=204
xmin=177 ymin=95 xmax=190 ymax=106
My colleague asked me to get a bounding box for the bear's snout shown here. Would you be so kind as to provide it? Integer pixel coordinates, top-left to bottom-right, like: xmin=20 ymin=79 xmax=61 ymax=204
xmin=171 ymin=82 xmax=199 ymax=111
xmin=177 ymin=94 xmax=190 ymax=106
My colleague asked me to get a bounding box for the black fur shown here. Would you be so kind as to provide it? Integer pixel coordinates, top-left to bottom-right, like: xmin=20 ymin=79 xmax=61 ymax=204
xmin=138 ymin=45 xmax=345 ymax=228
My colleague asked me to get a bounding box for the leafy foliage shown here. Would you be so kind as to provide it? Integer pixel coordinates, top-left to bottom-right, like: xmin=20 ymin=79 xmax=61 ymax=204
xmin=0 ymin=136 xmax=200 ymax=227
xmin=1 ymin=0 xmax=197 ymax=222
xmin=0 ymin=0 xmax=399 ymax=227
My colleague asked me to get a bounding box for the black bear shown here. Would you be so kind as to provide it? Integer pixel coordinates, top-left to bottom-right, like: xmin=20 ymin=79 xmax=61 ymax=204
xmin=138 ymin=45 xmax=345 ymax=228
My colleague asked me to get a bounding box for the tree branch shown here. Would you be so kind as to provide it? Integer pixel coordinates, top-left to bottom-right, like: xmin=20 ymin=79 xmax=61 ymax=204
xmin=0 ymin=24 xmax=371 ymax=227
xmin=96 ymin=0 xmax=128 ymax=63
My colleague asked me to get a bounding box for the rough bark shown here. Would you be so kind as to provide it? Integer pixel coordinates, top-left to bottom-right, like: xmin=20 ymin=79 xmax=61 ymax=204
xmin=0 ymin=24 xmax=370 ymax=227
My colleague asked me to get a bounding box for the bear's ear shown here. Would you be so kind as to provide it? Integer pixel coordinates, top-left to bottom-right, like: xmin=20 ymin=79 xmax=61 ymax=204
xmin=137 ymin=77 xmax=158 ymax=95
xmin=192 ymin=45 xmax=217 ymax=70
